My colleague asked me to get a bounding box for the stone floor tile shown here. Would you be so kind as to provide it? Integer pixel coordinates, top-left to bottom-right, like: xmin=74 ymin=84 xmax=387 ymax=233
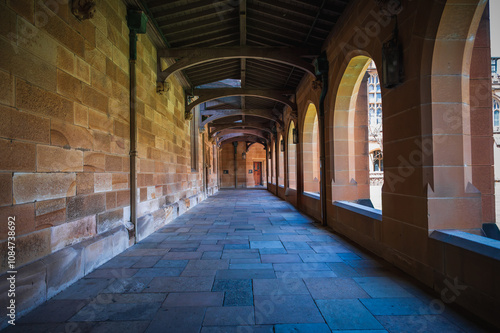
xmin=163 ymin=292 xmax=224 ymax=307
xmin=261 ymin=254 xmax=302 ymax=263
xmin=282 ymin=242 xmax=312 ymax=250
xmin=212 ymin=279 xmax=252 ymax=292
xmin=201 ymin=326 xmax=273 ymax=333
xmin=18 ymin=300 xmax=87 ymax=323
xmin=338 ymin=252 xmax=362 ymax=260
xmin=299 ymin=253 xmax=343 ymax=262
xmin=376 ymin=315 xmax=465 ymax=333
xmin=84 ymin=321 xmax=150 ymax=333
xmin=215 ymin=269 xmax=276 ymax=280
xmin=202 ymin=251 xmax=223 ymax=259
xmin=310 ymin=244 xmax=351 ymax=254
xmin=304 ymin=277 xmax=370 ymax=299
xmin=131 ymin=256 xmax=162 ymax=268
xmin=133 ymin=267 xmax=184 ymax=277
xmin=275 ymin=271 xmax=337 ymax=278
xmin=258 ymin=248 xmax=288 ymax=254
xmin=250 ymin=241 xmax=284 ymax=249
xmin=146 ymin=307 xmax=206 ymax=333
xmin=85 ymin=268 xmax=139 ymax=279
xmin=185 ymin=259 xmax=230 ymax=270
xmin=102 ymin=277 xmax=153 ymax=293
xmin=253 ymin=278 xmax=310 ymax=296
xmin=100 ymin=256 xmax=142 ymax=268
xmin=101 ymin=293 xmax=166 ymax=304
xmin=360 ymin=297 xmax=442 ymax=316
xmin=274 ymin=323 xmax=331 ymax=333
xmin=353 ymin=277 xmax=414 ymax=298
xmin=70 ymin=302 xmax=161 ymax=322
xmin=145 ymin=276 xmax=214 ymax=293
xmin=162 ymin=251 xmax=203 ymax=260
xmin=273 ymin=263 xmax=331 ymax=271
xmin=203 ymin=306 xmax=255 ymax=326
xmin=229 ymin=263 xmax=273 ymax=270
xmin=316 ymin=299 xmax=384 ymax=330
xmin=181 ymin=269 xmax=218 ymax=277
xmin=53 ymin=278 xmax=113 ymax=300
xmin=154 ymin=259 xmax=189 ymax=268
xmin=224 ymin=291 xmax=253 ymax=306
xmin=254 ymin=295 xmax=324 ymax=325
xmin=327 ymin=262 xmax=361 ymax=277
xmin=3 ymin=323 xmax=63 ymax=333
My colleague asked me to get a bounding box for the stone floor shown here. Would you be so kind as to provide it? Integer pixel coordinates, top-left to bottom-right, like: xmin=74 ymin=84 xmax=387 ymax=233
xmin=6 ymin=190 xmax=490 ymax=333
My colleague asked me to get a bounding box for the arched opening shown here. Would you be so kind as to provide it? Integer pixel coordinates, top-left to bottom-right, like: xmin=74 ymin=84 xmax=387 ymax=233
xmin=429 ymin=0 xmax=490 ymax=230
xmin=367 ymin=61 xmax=383 ymax=210
xmin=278 ymin=134 xmax=284 ymax=187
xmin=271 ymin=137 xmax=276 ymax=184
xmin=303 ymin=103 xmax=320 ymax=195
xmin=288 ymin=122 xmax=297 ymax=190
xmin=331 ymin=55 xmax=377 ymax=207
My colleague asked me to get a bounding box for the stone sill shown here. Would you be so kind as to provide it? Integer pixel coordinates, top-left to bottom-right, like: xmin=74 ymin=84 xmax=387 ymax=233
xmin=430 ymin=230 xmax=500 ymax=261
xmin=303 ymin=191 xmax=320 ymax=200
xmin=333 ymin=201 xmax=383 ymax=221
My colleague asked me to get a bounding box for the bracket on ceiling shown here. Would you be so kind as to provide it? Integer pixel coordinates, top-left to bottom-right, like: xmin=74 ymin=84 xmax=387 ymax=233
xmin=156 ymin=81 xmax=170 ymax=95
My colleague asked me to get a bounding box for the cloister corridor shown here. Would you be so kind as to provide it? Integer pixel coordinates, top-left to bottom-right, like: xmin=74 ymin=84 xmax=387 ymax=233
xmin=5 ymin=190 xmax=489 ymax=333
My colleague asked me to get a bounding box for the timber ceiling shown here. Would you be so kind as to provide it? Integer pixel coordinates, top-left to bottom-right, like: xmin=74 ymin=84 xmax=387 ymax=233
xmin=141 ymin=0 xmax=350 ymax=145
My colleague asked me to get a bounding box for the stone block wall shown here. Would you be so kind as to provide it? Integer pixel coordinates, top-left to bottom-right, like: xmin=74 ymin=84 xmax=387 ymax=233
xmin=0 ymin=0 xmax=217 ymax=317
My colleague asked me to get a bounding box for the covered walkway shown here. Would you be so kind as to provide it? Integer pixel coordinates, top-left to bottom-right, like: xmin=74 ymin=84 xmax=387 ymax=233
xmin=7 ymin=190 xmax=487 ymax=333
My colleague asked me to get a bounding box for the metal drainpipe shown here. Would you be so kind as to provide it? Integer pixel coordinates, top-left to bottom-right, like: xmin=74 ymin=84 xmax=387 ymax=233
xmin=316 ymin=52 xmax=329 ymax=226
xmin=202 ymin=133 xmax=206 ymax=195
xmin=127 ymin=10 xmax=147 ymax=242
xmin=129 ymin=30 xmax=138 ymax=241
xmin=233 ymin=141 xmax=238 ymax=189
xmin=275 ymin=135 xmax=279 ymax=196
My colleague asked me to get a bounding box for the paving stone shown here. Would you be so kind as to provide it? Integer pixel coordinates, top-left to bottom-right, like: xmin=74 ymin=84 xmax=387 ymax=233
xmin=261 ymin=254 xmax=302 ymax=263
xmin=316 ymin=299 xmax=384 ymax=330
xmin=54 ymin=278 xmax=112 ymax=300
xmin=229 ymin=263 xmax=273 ymax=270
xmin=204 ymin=306 xmax=255 ymax=326
xmin=131 ymin=256 xmax=162 ymax=268
xmin=360 ymin=297 xmax=441 ymax=316
xmin=82 ymin=321 xmax=150 ymax=333
xmin=18 ymin=300 xmax=87 ymax=324
xmin=201 ymin=326 xmax=273 ymax=333
xmin=273 ymin=263 xmax=331 ymax=271
xmin=163 ymin=251 xmax=203 ymax=260
xmin=71 ymin=302 xmax=160 ymax=322
xmin=299 ymin=253 xmax=343 ymax=263
xmin=338 ymin=253 xmax=362 ymax=260
xmin=250 ymin=241 xmax=284 ymax=249
xmin=212 ymin=279 xmax=252 ymax=292
xmin=274 ymin=323 xmax=331 ymax=333
xmin=202 ymin=251 xmax=223 ymax=259
xmin=215 ymin=269 xmax=276 ymax=280
xmin=224 ymin=291 xmax=253 ymax=306
xmin=258 ymin=248 xmax=288 ymax=254
xmin=146 ymin=276 xmax=214 ymax=293
xmin=375 ymin=315 xmax=464 ymax=333
xmin=327 ymin=262 xmax=361 ymax=277
xmin=253 ymin=279 xmax=310 ymax=296
xmin=254 ymin=295 xmax=324 ymax=325
xmin=154 ymin=260 xmax=189 ymax=268
xmin=163 ymin=292 xmax=223 ymax=307
xmin=304 ymin=278 xmax=370 ymax=299
xmin=102 ymin=277 xmax=153 ymax=293
xmin=146 ymin=307 xmax=206 ymax=332
xmin=353 ymin=277 xmax=413 ymax=298
xmin=185 ymin=259 xmax=230 ymax=270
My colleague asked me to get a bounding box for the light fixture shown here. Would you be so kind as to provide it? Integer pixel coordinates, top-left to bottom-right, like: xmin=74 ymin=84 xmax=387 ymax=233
xmin=382 ymin=18 xmax=404 ymax=88
xmin=242 ymin=152 xmax=246 ymax=160
xmin=292 ymin=128 xmax=299 ymax=144
xmin=280 ymin=139 xmax=285 ymax=152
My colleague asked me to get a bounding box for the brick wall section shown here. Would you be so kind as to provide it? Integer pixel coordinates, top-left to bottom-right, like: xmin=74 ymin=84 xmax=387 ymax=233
xmin=0 ymin=0 xmax=215 ymax=273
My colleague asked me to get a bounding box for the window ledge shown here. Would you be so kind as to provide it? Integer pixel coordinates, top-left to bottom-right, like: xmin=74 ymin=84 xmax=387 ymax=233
xmin=430 ymin=230 xmax=500 ymax=261
xmin=278 ymin=185 xmax=285 ymax=188
xmin=333 ymin=201 xmax=382 ymax=221
xmin=303 ymin=192 xmax=320 ymax=200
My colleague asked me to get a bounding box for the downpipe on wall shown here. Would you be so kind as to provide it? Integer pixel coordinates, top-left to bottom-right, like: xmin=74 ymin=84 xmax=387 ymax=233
xmin=315 ymin=52 xmax=329 ymax=226
xmin=127 ymin=10 xmax=147 ymax=242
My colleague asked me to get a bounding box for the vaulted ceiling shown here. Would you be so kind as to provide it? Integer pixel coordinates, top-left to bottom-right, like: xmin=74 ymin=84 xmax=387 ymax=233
xmin=131 ymin=0 xmax=351 ymax=146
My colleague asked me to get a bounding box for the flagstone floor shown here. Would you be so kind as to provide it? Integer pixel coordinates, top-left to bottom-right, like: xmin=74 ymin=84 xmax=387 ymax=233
xmin=6 ymin=190 xmax=489 ymax=332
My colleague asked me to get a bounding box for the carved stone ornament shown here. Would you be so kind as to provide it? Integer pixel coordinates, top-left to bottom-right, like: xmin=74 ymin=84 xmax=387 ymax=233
xmin=72 ymin=0 xmax=97 ymax=21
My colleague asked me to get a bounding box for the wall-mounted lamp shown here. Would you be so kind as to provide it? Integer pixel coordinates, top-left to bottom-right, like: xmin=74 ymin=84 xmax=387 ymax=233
xmin=280 ymin=139 xmax=285 ymax=152
xmin=292 ymin=128 xmax=299 ymax=144
xmin=382 ymin=18 xmax=404 ymax=88
xmin=242 ymin=152 xmax=246 ymax=160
